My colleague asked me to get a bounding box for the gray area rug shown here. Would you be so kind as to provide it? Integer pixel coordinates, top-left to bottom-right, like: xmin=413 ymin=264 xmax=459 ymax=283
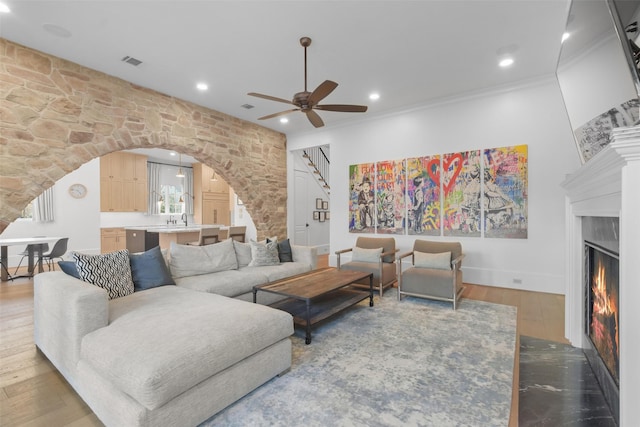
xmin=202 ymin=289 xmax=517 ymax=427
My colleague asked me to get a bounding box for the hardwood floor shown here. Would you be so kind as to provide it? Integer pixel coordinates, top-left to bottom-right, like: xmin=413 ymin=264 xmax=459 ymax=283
xmin=0 ymin=257 xmax=567 ymax=427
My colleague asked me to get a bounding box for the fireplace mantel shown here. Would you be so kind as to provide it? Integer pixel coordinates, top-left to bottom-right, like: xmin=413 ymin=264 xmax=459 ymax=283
xmin=561 ymin=125 xmax=640 ymax=426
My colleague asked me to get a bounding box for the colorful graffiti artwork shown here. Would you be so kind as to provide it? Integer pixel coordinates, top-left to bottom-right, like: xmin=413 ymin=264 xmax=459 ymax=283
xmin=443 ymin=150 xmax=482 ymax=237
xmin=376 ymin=159 xmax=405 ymax=234
xmin=349 ymin=163 xmax=376 ymax=233
xmin=483 ymin=145 xmax=528 ymax=238
xmin=406 ymin=156 xmax=440 ymax=235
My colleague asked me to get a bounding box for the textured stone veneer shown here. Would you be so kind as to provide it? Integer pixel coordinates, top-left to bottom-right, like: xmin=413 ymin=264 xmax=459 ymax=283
xmin=0 ymin=38 xmax=287 ymax=238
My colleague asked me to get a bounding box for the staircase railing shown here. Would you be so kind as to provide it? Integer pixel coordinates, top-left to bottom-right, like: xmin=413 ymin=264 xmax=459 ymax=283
xmin=302 ymin=146 xmax=330 ymax=195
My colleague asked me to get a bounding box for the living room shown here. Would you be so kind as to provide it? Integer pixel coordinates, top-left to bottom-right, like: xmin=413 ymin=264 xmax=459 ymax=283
xmin=1 ymin=1 xmax=640 ymax=426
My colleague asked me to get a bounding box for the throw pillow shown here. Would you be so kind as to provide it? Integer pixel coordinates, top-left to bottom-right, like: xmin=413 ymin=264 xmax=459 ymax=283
xmin=169 ymin=238 xmax=238 ymax=278
xmin=58 ymin=260 xmax=80 ymax=279
xmin=129 ymin=246 xmax=176 ymax=291
xmin=267 ymin=237 xmax=293 ymax=263
xmin=73 ymin=250 xmax=134 ymax=300
xmin=233 ymin=240 xmax=252 ymax=268
xmin=351 ymin=246 xmax=383 ymax=263
xmin=414 ymin=251 xmax=451 ymax=270
xmin=248 ymin=240 xmax=280 ymax=266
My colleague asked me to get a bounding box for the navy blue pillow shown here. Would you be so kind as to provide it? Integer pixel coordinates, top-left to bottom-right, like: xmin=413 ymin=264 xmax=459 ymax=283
xmin=58 ymin=260 xmax=81 ymax=279
xmin=267 ymin=238 xmax=293 ymax=263
xmin=129 ymin=246 xmax=175 ymax=291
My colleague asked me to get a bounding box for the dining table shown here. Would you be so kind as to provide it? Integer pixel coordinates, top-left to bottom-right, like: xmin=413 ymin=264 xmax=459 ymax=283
xmin=0 ymin=236 xmax=64 ymax=281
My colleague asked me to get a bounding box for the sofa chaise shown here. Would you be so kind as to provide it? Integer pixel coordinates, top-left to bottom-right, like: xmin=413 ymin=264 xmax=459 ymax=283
xmin=34 ymin=238 xmax=317 ymax=427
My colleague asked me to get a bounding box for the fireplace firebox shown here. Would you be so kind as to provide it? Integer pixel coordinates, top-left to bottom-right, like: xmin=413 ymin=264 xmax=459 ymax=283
xmin=584 ymin=240 xmax=620 ymax=421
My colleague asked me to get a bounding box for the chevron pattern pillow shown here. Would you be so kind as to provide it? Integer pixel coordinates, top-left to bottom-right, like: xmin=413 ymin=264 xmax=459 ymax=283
xmin=73 ymin=250 xmax=134 ymax=299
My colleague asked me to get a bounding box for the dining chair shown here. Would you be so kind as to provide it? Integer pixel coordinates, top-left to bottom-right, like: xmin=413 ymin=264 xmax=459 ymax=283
xmin=42 ymin=238 xmax=69 ymax=271
xmin=14 ymin=237 xmax=49 ymax=275
xmin=218 ymin=229 xmax=229 ymax=240
xmin=228 ymin=226 xmax=247 ymax=242
xmin=186 ymin=227 xmax=220 ymax=246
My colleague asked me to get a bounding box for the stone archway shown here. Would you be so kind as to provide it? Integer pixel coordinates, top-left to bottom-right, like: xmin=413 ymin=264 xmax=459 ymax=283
xmin=0 ymin=39 xmax=287 ymax=239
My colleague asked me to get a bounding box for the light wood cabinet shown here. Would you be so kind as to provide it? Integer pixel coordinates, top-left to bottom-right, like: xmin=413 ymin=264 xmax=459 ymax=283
xmin=100 ymin=152 xmax=147 ymax=212
xmin=101 ymin=228 xmax=126 ymax=253
xmin=192 ymin=163 xmax=231 ymax=225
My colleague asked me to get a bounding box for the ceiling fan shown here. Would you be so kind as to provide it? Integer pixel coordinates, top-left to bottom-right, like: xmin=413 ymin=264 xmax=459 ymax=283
xmin=248 ymin=37 xmax=368 ymax=128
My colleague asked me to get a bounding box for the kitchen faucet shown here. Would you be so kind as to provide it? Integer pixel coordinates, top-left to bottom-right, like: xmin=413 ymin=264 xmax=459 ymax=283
xmin=181 ymin=213 xmax=188 ymax=227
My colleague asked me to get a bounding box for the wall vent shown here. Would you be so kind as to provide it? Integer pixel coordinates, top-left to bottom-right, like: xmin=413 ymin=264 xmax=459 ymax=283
xmin=121 ymin=56 xmax=143 ymax=66
xmin=241 ymin=104 xmax=255 ymax=109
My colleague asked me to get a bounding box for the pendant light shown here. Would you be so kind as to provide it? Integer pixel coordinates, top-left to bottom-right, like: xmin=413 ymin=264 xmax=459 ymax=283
xmin=176 ymin=153 xmax=185 ymax=178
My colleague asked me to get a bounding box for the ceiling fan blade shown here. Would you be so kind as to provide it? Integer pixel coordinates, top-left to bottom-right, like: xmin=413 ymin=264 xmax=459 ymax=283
xmin=247 ymin=92 xmax=293 ymax=105
xmin=257 ymin=109 xmax=300 ymax=120
xmin=315 ymin=104 xmax=368 ymax=113
xmin=305 ymin=109 xmax=325 ymax=128
xmin=307 ymin=80 xmax=338 ymax=106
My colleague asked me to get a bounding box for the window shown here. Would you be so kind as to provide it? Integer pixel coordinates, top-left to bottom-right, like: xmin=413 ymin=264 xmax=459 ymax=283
xmin=159 ymin=184 xmax=184 ymax=214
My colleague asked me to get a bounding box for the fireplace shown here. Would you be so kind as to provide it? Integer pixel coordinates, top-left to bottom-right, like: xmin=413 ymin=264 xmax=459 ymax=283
xmin=583 ymin=232 xmax=620 ymax=419
xmin=562 ymin=126 xmax=640 ymax=426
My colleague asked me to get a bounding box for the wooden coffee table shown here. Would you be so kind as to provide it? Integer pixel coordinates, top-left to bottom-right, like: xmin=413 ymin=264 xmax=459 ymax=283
xmin=253 ymin=268 xmax=374 ymax=344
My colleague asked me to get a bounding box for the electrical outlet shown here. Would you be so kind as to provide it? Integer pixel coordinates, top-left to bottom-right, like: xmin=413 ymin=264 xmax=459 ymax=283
xmin=513 ymin=278 xmax=523 ymax=284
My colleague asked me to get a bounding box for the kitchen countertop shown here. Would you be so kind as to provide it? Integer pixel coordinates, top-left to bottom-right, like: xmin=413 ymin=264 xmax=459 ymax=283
xmin=125 ymin=225 xmax=226 ymax=233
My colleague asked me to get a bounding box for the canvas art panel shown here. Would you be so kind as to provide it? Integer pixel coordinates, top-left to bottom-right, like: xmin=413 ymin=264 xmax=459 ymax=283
xmin=443 ymin=150 xmax=482 ymax=237
xmin=349 ymin=163 xmax=376 ymax=233
xmin=376 ymin=159 xmax=405 ymax=234
xmin=406 ymin=156 xmax=441 ymax=235
xmin=483 ymin=145 xmax=528 ymax=238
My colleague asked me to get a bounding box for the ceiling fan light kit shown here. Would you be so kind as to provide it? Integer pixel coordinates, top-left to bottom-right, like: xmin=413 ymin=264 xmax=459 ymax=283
xmin=248 ymin=36 xmax=368 ymax=128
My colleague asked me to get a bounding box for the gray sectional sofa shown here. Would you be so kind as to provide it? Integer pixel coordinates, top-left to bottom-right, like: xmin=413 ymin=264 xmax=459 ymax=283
xmin=33 ymin=238 xmax=317 ymax=427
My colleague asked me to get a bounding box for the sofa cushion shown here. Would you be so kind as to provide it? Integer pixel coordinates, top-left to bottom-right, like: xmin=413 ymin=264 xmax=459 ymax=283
xmin=129 ymin=246 xmax=176 ymax=291
xmin=73 ymin=250 xmax=134 ymax=300
xmin=174 ymin=268 xmax=270 ymax=298
xmin=248 ymin=240 xmax=280 ymax=267
xmin=169 ymin=238 xmax=238 ymax=278
xmin=80 ymin=286 xmax=293 ymax=411
xmin=233 ymin=240 xmax=252 ymax=268
xmin=268 ymin=238 xmax=293 ymax=263
xmin=247 ymin=262 xmax=312 ymax=283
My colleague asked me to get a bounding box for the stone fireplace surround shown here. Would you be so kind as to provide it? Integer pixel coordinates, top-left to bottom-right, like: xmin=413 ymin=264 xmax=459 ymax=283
xmin=561 ymin=126 xmax=640 ymax=426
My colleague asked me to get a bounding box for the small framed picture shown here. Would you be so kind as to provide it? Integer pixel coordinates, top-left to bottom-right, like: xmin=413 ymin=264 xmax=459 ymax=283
xmin=322 ymin=201 xmax=328 ymax=210
xmin=319 ymin=211 xmax=326 ymax=222
xmin=316 ymin=198 xmax=323 ymax=209
xmin=325 ymin=211 xmax=330 ymax=220
xmin=313 ymin=211 xmax=320 ymax=220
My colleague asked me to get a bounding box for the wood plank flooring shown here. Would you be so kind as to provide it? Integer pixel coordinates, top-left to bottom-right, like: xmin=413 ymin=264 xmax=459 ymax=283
xmin=0 ymin=256 xmax=567 ymax=427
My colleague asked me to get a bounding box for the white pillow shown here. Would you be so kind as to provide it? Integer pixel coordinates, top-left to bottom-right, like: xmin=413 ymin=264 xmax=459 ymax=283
xmin=248 ymin=240 xmax=280 ymax=266
xmin=414 ymin=251 xmax=451 ymax=270
xmin=233 ymin=240 xmax=253 ymax=268
xmin=351 ymin=246 xmax=383 ymax=263
xmin=169 ymin=238 xmax=238 ymax=278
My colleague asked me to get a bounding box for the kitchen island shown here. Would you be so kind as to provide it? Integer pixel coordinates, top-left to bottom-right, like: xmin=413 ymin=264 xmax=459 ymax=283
xmin=125 ymin=225 xmax=226 ymax=251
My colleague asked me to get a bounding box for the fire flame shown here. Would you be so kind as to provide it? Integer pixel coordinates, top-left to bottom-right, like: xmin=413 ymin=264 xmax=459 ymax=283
xmin=591 ymin=261 xmax=619 ymax=360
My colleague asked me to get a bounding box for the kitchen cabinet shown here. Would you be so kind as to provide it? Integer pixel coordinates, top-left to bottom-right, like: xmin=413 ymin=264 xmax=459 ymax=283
xmin=101 ymin=228 xmax=126 ymax=253
xmin=192 ymin=163 xmax=231 ymax=225
xmin=100 ymin=152 xmax=147 ymax=212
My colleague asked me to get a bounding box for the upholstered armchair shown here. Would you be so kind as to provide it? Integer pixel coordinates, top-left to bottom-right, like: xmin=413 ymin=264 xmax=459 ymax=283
xmin=335 ymin=237 xmax=398 ymax=296
xmin=396 ymin=240 xmax=465 ymax=309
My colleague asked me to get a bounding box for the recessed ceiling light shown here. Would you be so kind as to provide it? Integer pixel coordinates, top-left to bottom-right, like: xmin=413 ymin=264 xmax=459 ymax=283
xmin=499 ymin=58 xmax=514 ymax=68
xmin=196 ymin=83 xmax=208 ymax=91
xmin=42 ymin=23 xmax=72 ymax=38
xmin=280 ymin=117 xmax=289 ymax=124
xmin=369 ymin=93 xmax=380 ymax=101
xmin=561 ymin=32 xmax=570 ymax=43
xmin=169 ymin=152 xmax=176 ymax=156
xmin=0 ymin=3 xmax=10 ymax=13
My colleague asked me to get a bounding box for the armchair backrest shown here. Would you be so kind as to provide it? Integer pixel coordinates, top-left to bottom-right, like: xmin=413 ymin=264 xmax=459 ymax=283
xmin=355 ymin=237 xmax=396 ymax=263
xmin=413 ymin=240 xmax=462 ymax=265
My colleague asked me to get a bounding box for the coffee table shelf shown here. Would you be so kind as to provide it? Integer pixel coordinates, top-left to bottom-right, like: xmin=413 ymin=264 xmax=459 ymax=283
xmin=269 ymin=288 xmax=370 ymax=326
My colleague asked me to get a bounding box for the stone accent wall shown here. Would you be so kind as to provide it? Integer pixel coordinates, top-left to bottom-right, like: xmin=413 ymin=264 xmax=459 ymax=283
xmin=0 ymin=39 xmax=287 ymax=239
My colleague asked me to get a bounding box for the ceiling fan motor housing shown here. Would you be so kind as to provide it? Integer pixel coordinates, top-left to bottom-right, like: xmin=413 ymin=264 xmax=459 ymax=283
xmin=293 ymin=91 xmax=312 ymax=109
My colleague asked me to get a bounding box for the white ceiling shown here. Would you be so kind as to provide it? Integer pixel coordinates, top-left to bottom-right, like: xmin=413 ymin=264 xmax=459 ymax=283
xmin=0 ymin=0 xmax=570 ymax=136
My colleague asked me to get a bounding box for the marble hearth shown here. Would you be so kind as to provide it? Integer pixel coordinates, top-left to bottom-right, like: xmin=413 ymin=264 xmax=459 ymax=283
xmin=561 ymin=126 xmax=640 ymax=426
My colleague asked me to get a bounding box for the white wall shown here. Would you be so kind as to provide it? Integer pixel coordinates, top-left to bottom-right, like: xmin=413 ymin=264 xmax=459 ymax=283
xmin=287 ymin=77 xmax=581 ymax=294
